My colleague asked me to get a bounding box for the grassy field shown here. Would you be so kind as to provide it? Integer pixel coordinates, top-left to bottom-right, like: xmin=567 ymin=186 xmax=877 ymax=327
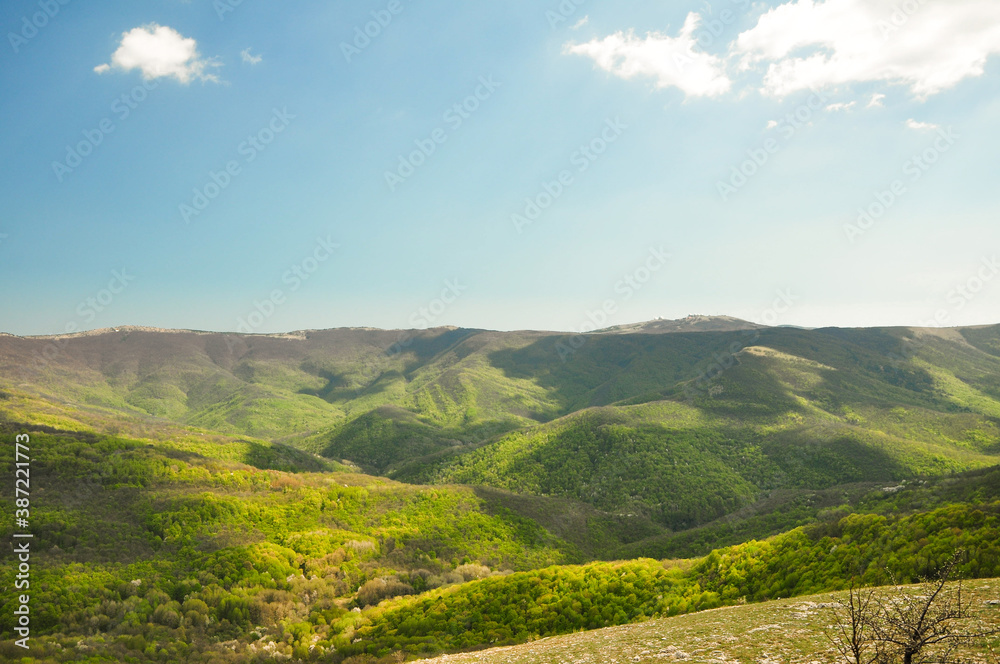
xmin=423 ymin=580 xmax=1000 ymax=664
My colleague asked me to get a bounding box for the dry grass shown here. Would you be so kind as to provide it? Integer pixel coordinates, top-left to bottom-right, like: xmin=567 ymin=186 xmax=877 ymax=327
xmin=423 ymin=580 xmax=1000 ymax=664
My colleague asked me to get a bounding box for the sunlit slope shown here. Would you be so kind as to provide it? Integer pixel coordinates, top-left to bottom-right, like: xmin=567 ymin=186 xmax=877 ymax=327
xmin=1 ymin=324 xmax=999 ymax=483
xmin=417 ymin=327 xmax=1000 ymax=530
xmin=418 ymin=580 xmax=1000 ymax=664
xmin=333 ymin=486 xmax=1000 ymax=660
xmin=1 ymin=383 xmax=999 ymax=663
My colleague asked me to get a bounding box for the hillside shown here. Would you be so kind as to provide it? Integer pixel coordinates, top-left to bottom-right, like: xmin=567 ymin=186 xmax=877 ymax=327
xmin=3 ymin=323 xmax=1000 ymax=540
xmin=595 ymin=314 xmax=765 ymax=335
xmin=422 ymin=580 xmax=1000 ymax=664
xmin=331 ymin=481 xmax=1000 ymax=659
xmin=0 ymin=409 xmax=587 ymax=662
xmin=3 ymin=322 xmax=1000 ymax=662
xmin=416 ymin=332 xmax=1000 ymax=531
xmin=3 ymin=391 xmax=1000 ymax=662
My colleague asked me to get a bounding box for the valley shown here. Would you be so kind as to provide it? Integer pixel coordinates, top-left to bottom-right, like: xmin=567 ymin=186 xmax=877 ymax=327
xmin=2 ymin=318 xmax=999 ymax=661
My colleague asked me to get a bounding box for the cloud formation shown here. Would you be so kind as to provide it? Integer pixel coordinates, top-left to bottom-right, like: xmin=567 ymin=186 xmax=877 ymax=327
xmin=241 ymin=48 xmax=262 ymax=65
xmin=734 ymin=0 xmax=1000 ymax=98
xmin=567 ymin=0 xmax=1000 ymax=101
xmin=826 ymin=101 xmax=856 ymax=111
xmin=94 ymin=24 xmax=220 ymax=84
xmin=564 ymin=13 xmax=731 ymax=98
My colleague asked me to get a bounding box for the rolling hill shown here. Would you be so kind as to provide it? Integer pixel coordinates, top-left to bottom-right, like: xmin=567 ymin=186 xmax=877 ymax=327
xmin=2 ymin=320 xmax=1000 ymax=662
xmin=2 ymin=322 xmax=999 ymax=530
xmin=419 ymin=580 xmax=1000 ymax=664
xmin=594 ymin=314 xmax=766 ymax=335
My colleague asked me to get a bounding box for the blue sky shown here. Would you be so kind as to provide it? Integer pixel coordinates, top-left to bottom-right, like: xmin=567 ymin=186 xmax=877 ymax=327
xmin=1 ymin=0 xmax=999 ymax=336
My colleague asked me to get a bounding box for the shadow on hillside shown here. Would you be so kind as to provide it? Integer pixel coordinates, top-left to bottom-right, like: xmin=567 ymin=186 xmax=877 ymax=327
xmin=397 ymin=328 xmax=481 ymax=364
xmin=484 ymin=329 xmax=854 ymax=420
xmin=297 ymin=368 xmax=352 ymax=401
xmin=470 ymin=485 xmax=667 ymax=560
xmin=0 ymin=416 xmax=100 ymax=442
xmin=485 ymin=331 xmax=770 ymax=419
xmin=759 ymin=424 xmax=913 ymax=486
xmin=298 ymin=328 xmax=479 ymax=403
xmin=960 ymin=324 xmax=1000 ymax=358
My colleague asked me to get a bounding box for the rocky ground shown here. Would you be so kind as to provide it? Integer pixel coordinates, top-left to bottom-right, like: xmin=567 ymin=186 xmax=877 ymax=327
xmin=423 ymin=580 xmax=1000 ymax=664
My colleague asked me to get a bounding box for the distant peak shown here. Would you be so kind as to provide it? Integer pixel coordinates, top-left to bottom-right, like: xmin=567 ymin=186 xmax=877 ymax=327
xmin=594 ymin=315 xmax=765 ymax=335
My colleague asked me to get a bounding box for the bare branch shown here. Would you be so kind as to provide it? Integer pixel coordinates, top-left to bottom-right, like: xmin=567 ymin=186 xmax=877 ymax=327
xmin=828 ymin=552 xmax=997 ymax=664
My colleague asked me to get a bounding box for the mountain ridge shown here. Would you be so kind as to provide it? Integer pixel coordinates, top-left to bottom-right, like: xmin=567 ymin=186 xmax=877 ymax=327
xmin=2 ymin=322 xmax=999 ymax=520
xmin=2 ymin=321 xmax=1000 ymax=662
xmin=8 ymin=315 xmax=1000 ymax=342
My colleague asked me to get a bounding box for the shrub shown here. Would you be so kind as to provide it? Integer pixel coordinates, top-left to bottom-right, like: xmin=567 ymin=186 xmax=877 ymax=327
xmin=455 ymin=564 xmax=492 ymax=581
xmin=356 ymin=577 xmax=415 ymax=607
xmin=152 ymin=604 xmax=182 ymax=629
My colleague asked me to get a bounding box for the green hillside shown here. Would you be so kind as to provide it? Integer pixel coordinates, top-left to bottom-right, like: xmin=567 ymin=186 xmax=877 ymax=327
xmin=0 ymin=410 xmax=585 ymax=662
xmin=338 ymin=477 xmax=1000 ymax=659
xmin=3 ymin=323 xmax=1000 ymax=661
xmin=4 ymin=325 xmax=1000 ymax=484
xmin=4 ymin=323 xmax=1000 ymax=550
xmin=411 ymin=580 xmax=1000 ymax=664
xmin=4 ymin=398 xmax=997 ymax=662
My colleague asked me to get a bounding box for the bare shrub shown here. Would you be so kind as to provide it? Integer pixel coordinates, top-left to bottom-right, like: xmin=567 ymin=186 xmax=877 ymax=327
xmin=827 ymin=555 xmax=999 ymax=664
xmin=455 ymin=564 xmax=492 ymax=581
xmin=356 ymin=577 xmax=415 ymax=607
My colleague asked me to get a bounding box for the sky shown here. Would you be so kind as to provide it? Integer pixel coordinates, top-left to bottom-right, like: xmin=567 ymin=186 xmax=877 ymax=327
xmin=1 ymin=0 xmax=999 ymax=336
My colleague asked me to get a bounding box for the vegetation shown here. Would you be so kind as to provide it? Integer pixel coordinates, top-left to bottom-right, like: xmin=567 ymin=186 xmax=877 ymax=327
xmin=827 ymin=558 xmax=1000 ymax=664
xmin=1 ymin=322 xmax=999 ymax=661
xmin=4 ymin=325 xmax=1000 ymax=485
xmin=336 ymin=500 xmax=1000 ymax=659
xmin=408 ymin=581 xmax=1000 ymax=664
xmin=5 ymin=405 xmax=997 ymax=663
xmin=0 ymin=415 xmax=579 ymax=662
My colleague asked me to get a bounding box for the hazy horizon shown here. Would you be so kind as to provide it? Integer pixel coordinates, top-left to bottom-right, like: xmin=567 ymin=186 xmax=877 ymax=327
xmin=5 ymin=313 xmax=1000 ymax=339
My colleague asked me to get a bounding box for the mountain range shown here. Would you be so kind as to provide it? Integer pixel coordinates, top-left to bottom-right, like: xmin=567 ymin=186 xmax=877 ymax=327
xmin=2 ymin=317 xmax=999 ymax=661
xmin=3 ymin=317 xmax=1000 ymax=539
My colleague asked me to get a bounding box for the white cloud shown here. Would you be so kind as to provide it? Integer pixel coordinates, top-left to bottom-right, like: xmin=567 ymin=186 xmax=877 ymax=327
xmin=241 ymin=48 xmax=262 ymax=65
xmin=766 ymin=119 xmax=779 ymax=129
xmin=826 ymin=101 xmax=856 ymax=111
xmin=733 ymin=0 xmax=1000 ymax=98
xmin=906 ymin=118 xmax=940 ymax=131
xmin=571 ymin=16 xmax=589 ymax=30
xmin=867 ymin=92 xmax=886 ymax=108
xmin=564 ymin=13 xmax=731 ymax=98
xmin=94 ymin=24 xmax=220 ymax=84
